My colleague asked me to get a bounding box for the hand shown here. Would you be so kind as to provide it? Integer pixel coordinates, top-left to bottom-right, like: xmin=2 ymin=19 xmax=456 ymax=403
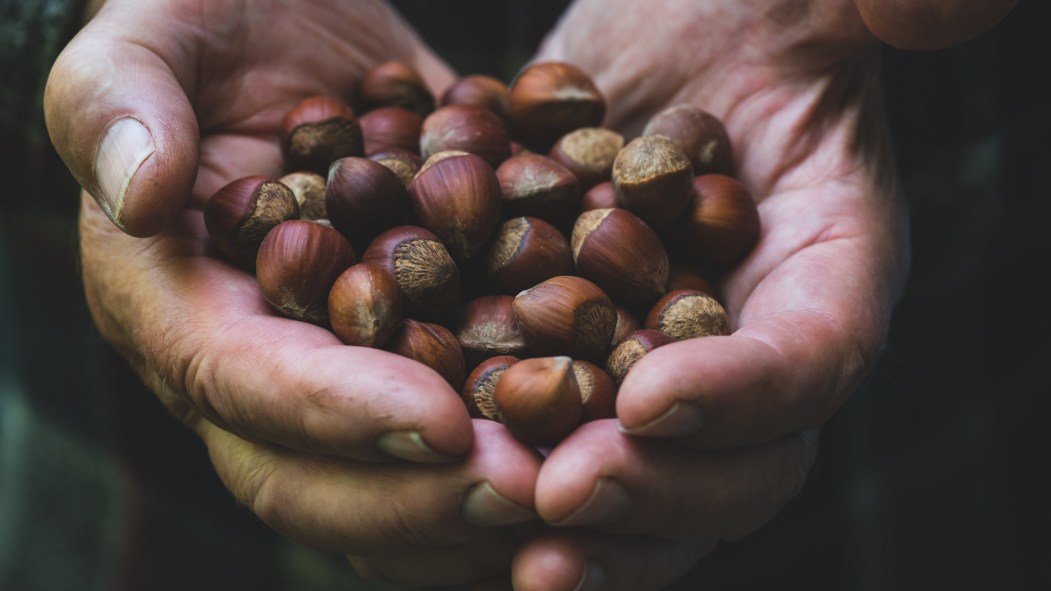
xmin=47 ymin=1 xmax=542 ymax=586
xmin=508 ymin=1 xmax=1011 ymax=589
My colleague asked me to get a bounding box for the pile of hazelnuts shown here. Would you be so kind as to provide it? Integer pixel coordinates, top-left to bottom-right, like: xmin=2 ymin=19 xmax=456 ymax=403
xmin=203 ymin=61 xmax=759 ymax=446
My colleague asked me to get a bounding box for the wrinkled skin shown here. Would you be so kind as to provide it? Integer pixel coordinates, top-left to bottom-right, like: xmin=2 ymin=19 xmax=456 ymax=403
xmin=45 ymin=0 xmax=1013 ymax=588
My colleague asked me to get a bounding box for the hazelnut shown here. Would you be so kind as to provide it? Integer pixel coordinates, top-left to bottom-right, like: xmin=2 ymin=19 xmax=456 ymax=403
xmin=511 ymin=275 xmax=616 ymax=362
xmin=325 ymin=156 xmax=410 ymax=248
xmin=495 ymin=153 xmax=581 ymax=226
xmin=508 ymin=62 xmax=606 ymax=150
xmin=579 ymin=181 xmax=618 ymax=212
xmin=612 ymin=135 xmax=693 ymax=226
xmin=611 ymin=305 xmax=641 ymax=347
xmin=359 ymin=106 xmax=423 ymax=156
xmin=440 ymin=75 xmax=511 ymax=122
xmin=328 ymin=262 xmax=404 ymax=348
xmin=368 ymin=148 xmax=422 ymax=187
xmin=419 ymin=104 xmax=511 ymax=167
xmin=571 ymin=208 xmax=669 ymax=306
xmin=408 ymin=152 xmax=502 ymax=260
xmin=278 ymin=171 xmax=327 ymax=221
xmin=572 ymin=360 xmax=617 ymax=422
xmin=645 ymin=289 xmax=730 ymax=340
xmin=281 ymin=95 xmax=363 ymax=174
xmin=667 ymin=261 xmax=719 ymax=298
xmin=605 ymin=329 xmax=676 ymax=385
xmin=666 ymin=174 xmax=760 ymax=267
xmin=492 ymin=356 xmax=583 ymax=445
xmin=204 ymin=176 xmax=299 ymax=270
xmin=549 ymin=127 xmax=624 ymax=190
xmin=362 ymin=225 xmax=460 ymax=319
xmin=461 ymin=355 xmax=519 ymax=420
xmin=358 ymin=61 xmax=435 ymax=116
xmin=255 ymin=220 xmax=357 ymax=325
xmin=643 ymin=104 xmax=734 ymax=176
xmin=484 ymin=216 xmax=573 ymax=294
xmin=387 ymin=319 xmax=467 ymax=389
xmin=456 ymin=295 xmax=529 ymax=367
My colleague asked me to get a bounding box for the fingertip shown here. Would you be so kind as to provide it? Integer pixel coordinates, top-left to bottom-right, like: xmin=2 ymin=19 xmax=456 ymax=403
xmin=512 ymin=534 xmax=587 ymax=591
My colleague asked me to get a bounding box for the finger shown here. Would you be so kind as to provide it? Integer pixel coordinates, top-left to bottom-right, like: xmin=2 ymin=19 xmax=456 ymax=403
xmin=79 ymin=198 xmax=471 ymax=462
xmin=199 ymin=419 xmax=541 ymax=556
xmin=45 ymin=1 xmax=200 ymax=236
xmin=535 ymin=421 xmax=818 ymax=542
xmin=512 ymin=529 xmax=714 ymax=591
xmin=854 ymin=0 xmax=1016 ymax=50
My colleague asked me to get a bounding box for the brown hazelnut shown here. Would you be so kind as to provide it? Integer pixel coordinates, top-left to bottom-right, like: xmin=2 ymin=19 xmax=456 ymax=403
xmin=358 ymin=61 xmax=435 ymax=116
xmin=645 ymin=289 xmax=730 ymax=340
xmin=605 ymin=329 xmax=676 ymax=385
xmin=549 ymin=127 xmax=624 ymax=190
xmin=512 ymin=275 xmax=616 ymax=362
xmin=281 ymin=95 xmax=363 ymax=174
xmin=204 ymin=176 xmax=300 ymax=270
xmin=611 ymin=305 xmax=641 ymax=347
xmin=666 ymin=174 xmax=760 ymax=267
xmin=325 ymin=156 xmax=410 ymax=248
xmin=572 ymin=360 xmax=617 ymax=422
xmin=362 ymin=225 xmax=460 ymax=319
xmin=612 ymin=135 xmax=693 ymax=226
xmin=643 ymin=104 xmax=734 ymax=176
xmin=666 ymin=261 xmax=719 ymax=298
xmin=461 ymin=355 xmax=519 ymax=421
xmin=387 ymin=319 xmax=467 ymax=389
xmin=440 ymin=75 xmax=511 ymax=122
xmin=492 ymin=356 xmax=583 ymax=445
xmin=419 ymin=104 xmax=511 ymax=167
xmin=579 ymin=181 xmax=618 ymax=212
xmin=456 ymin=295 xmax=529 ymax=367
xmin=255 ymin=220 xmax=357 ymax=325
xmin=328 ymin=262 xmax=404 ymax=348
xmin=359 ymin=106 xmax=423 ymax=156
xmin=485 ymin=216 xmax=573 ymax=294
xmin=408 ymin=152 xmax=502 ymax=260
xmin=368 ymin=148 xmax=422 ymax=187
xmin=571 ymin=208 xmax=669 ymax=306
xmin=508 ymin=62 xmax=606 ymax=150
xmin=495 ymin=153 xmax=581 ymax=226
xmin=278 ymin=171 xmax=327 ymax=221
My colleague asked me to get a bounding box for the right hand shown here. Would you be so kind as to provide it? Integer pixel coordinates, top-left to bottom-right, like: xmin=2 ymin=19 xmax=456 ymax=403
xmin=48 ymin=1 xmax=541 ymax=585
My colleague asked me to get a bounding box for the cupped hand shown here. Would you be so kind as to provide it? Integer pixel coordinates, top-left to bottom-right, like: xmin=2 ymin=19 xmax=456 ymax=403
xmin=49 ymin=0 xmax=543 ymax=585
xmin=510 ymin=0 xmax=1010 ymax=589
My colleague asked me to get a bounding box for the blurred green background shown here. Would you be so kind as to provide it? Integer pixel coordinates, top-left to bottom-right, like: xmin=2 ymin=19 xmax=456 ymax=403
xmin=2 ymin=1 xmax=1048 ymax=589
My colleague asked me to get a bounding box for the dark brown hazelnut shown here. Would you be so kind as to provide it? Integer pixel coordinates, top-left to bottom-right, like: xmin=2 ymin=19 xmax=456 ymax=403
xmin=508 ymin=62 xmax=606 ymax=150
xmin=255 ymin=220 xmax=357 ymax=325
xmin=492 ymin=356 xmax=583 ymax=445
xmin=572 ymin=360 xmax=617 ymax=422
xmin=571 ymin=208 xmax=669 ymax=306
xmin=358 ymin=61 xmax=435 ymax=116
xmin=324 ymin=156 xmax=410 ymax=249
xmin=612 ymin=135 xmax=693 ymax=226
xmin=368 ymin=148 xmax=422 ymax=187
xmin=610 ymin=305 xmax=641 ymax=347
xmin=359 ymin=106 xmax=423 ymax=156
xmin=408 ymin=152 xmax=502 ymax=260
xmin=485 ymin=216 xmax=573 ymax=294
xmin=580 ymin=181 xmax=618 ymax=212
xmin=666 ymin=261 xmax=719 ymax=298
xmin=461 ymin=355 xmax=519 ymax=420
xmin=440 ymin=75 xmax=511 ymax=122
xmin=666 ymin=174 xmax=760 ymax=267
xmin=281 ymin=95 xmax=363 ymax=174
xmin=549 ymin=127 xmax=624 ymax=190
xmin=387 ymin=319 xmax=467 ymax=389
xmin=328 ymin=262 xmax=404 ymax=348
xmin=605 ymin=329 xmax=676 ymax=385
xmin=643 ymin=104 xmax=735 ymax=176
xmin=456 ymin=295 xmax=529 ymax=367
xmin=419 ymin=104 xmax=511 ymax=167
xmin=495 ymin=153 xmax=581 ymax=226
xmin=511 ymin=275 xmax=616 ymax=362
xmin=278 ymin=171 xmax=327 ymax=221
xmin=362 ymin=226 xmax=460 ymax=319
xmin=204 ymin=176 xmax=300 ymax=270
xmin=645 ymin=289 xmax=730 ymax=340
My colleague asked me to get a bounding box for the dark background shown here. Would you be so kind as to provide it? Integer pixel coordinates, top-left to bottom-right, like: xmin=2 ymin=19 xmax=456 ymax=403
xmin=1 ymin=1 xmax=1048 ymax=589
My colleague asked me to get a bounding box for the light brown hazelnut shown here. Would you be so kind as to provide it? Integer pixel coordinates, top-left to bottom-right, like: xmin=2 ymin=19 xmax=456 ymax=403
xmin=461 ymin=355 xmax=519 ymax=420
xmin=456 ymin=295 xmax=529 ymax=367
xmin=279 ymin=171 xmax=327 ymax=221
xmin=368 ymin=148 xmax=423 ymax=187
xmin=362 ymin=226 xmax=460 ymax=319
xmin=605 ymin=329 xmax=676 ymax=385
xmin=549 ymin=127 xmax=624 ymax=190
xmin=492 ymin=356 xmax=583 ymax=445
xmin=408 ymin=152 xmax=502 ymax=260
xmin=495 ymin=153 xmax=581 ymax=226
xmin=571 ymin=208 xmax=669 ymax=306
xmin=666 ymin=174 xmax=760 ymax=267
xmin=485 ymin=216 xmax=573 ymax=294
xmin=512 ymin=275 xmax=616 ymax=362
xmin=643 ymin=104 xmax=735 ymax=176
xmin=612 ymin=135 xmax=693 ymax=226
xmin=508 ymin=62 xmax=606 ymax=150
xmin=440 ymin=75 xmax=511 ymax=122
xmin=572 ymin=360 xmax=617 ymax=422
xmin=645 ymin=289 xmax=730 ymax=340
xmin=328 ymin=262 xmax=404 ymax=348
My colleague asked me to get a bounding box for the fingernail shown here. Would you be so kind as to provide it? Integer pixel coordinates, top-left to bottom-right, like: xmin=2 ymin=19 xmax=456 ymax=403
xmin=618 ymin=400 xmax=703 ymax=437
xmin=376 ymin=431 xmax=456 ymax=463
xmin=94 ymin=117 xmax=154 ymax=230
xmin=553 ymin=478 xmax=630 ymax=526
xmin=462 ymin=482 xmax=536 ymax=527
xmin=573 ymin=560 xmax=605 ymax=591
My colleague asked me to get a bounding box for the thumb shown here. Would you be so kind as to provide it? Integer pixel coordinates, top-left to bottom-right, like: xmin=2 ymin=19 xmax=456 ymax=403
xmin=44 ymin=7 xmax=198 ymax=237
